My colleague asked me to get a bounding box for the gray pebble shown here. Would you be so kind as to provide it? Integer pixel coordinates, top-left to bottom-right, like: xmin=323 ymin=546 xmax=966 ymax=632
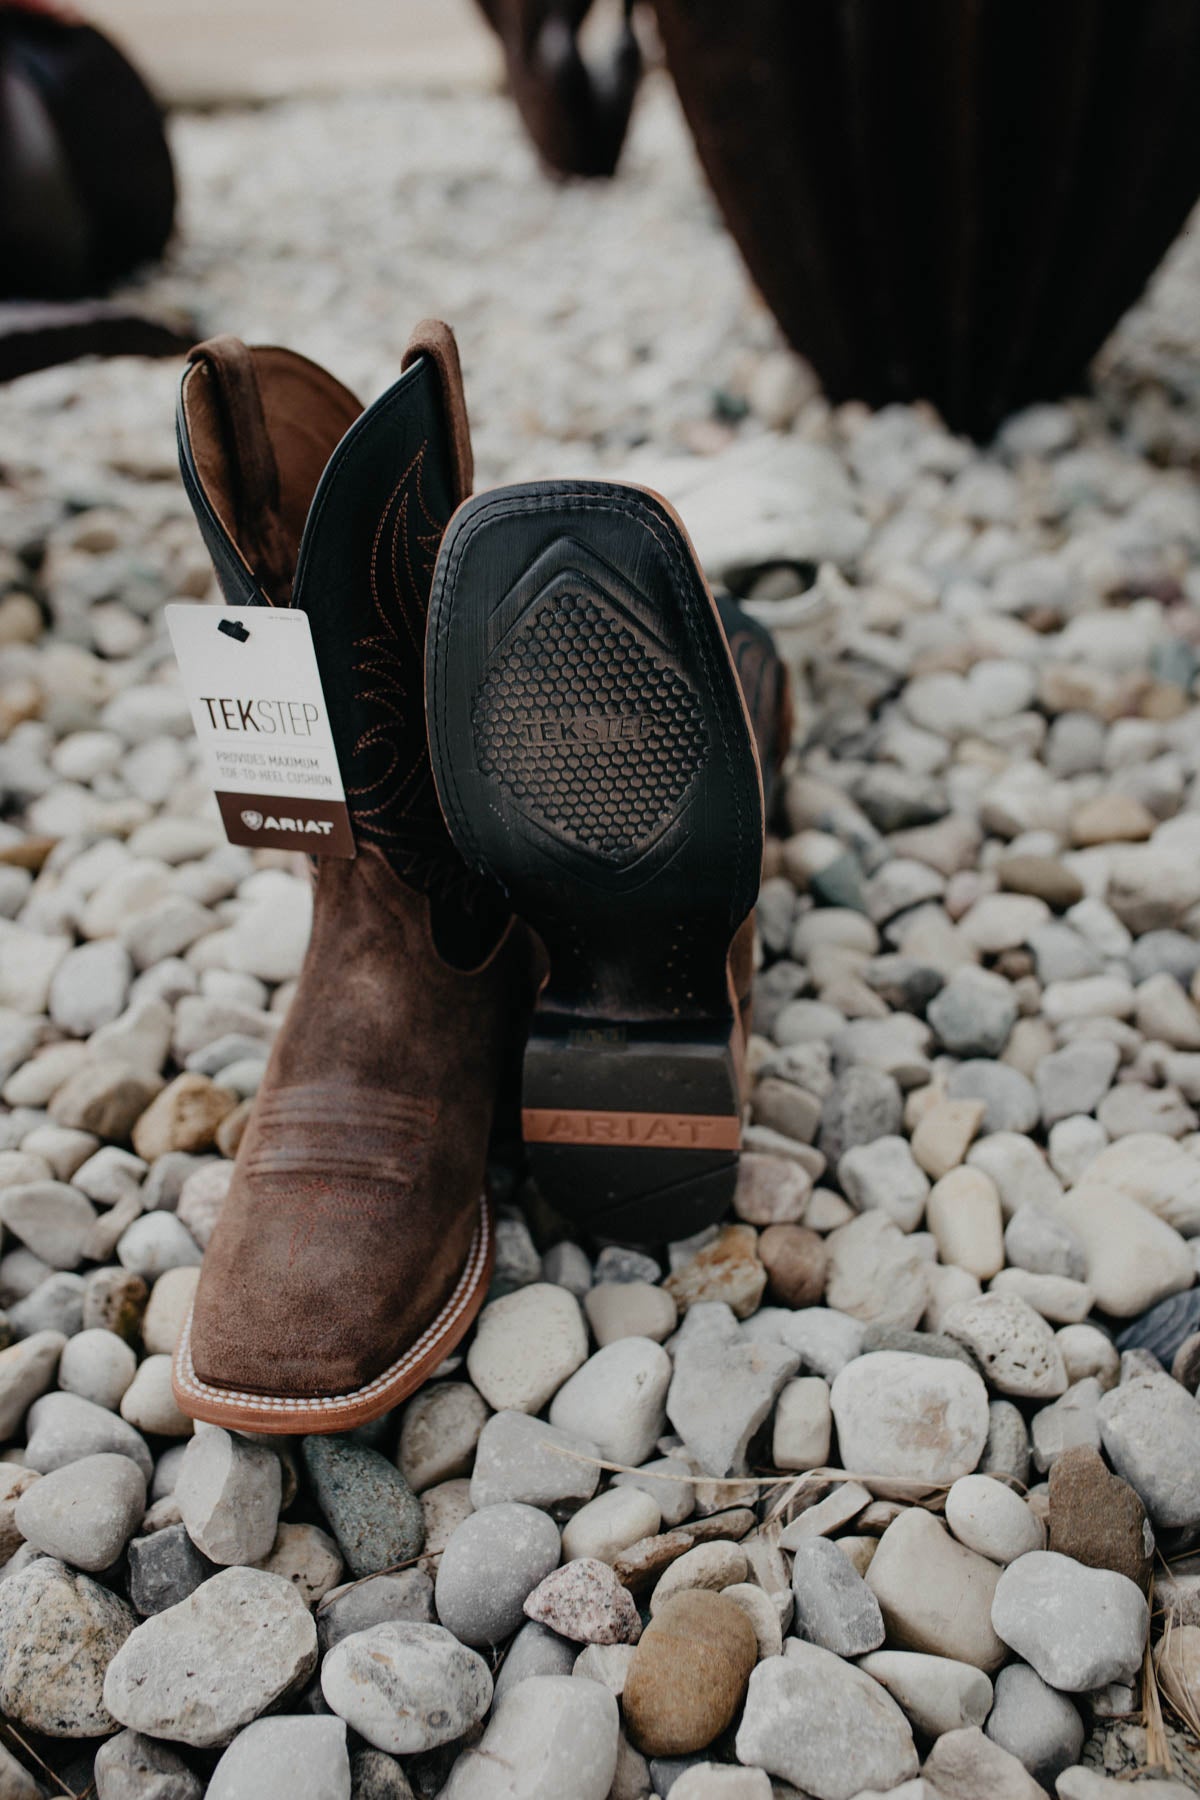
xmin=980 ymin=1399 xmax=1032 ymax=1487
xmin=492 ymin=1618 xmax=578 ymax=1705
xmin=176 ymin=1428 xmax=281 ymax=1566
xmin=102 ymin=1566 xmax=318 ymax=1749
xmin=25 ymin=1390 xmax=153 ymax=1481
xmin=927 ymin=967 xmax=1017 ymax=1059
xmin=984 ymin=1660 xmax=1084 ymax=1788
xmin=947 ymin=1062 xmax=1040 ymax=1134
xmin=0 ymin=1329 xmax=64 ymax=1437
xmin=317 ymin=1569 xmax=435 ymax=1655
xmin=790 ymin=1536 xmax=885 ymax=1656
xmin=94 ymin=1728 xmax=202 ymax=1800
xmin=817 ymin=1067 xmax=903 ymax=1162
xmin=128 ymin=1524 xmax=219 ymax=1616
xmin=469 ymin=1410 xmax=601 ymax=1512
xmin=8 ymin=1271 xmax=85 ymax=1340
xmin=0 ymin=1181 xmax=96 ymax=1269
xmin=435 ymin=1502 xmax=561 ymax=1648
xmin=14 ymin=1452 xmax=145 ymax=1571
xmin=321 ymin=1621 xmax=491 ymax=1753
xmin=207 ymin=1715 xmax=350 ymax=1800
xmin=991 ymin=1551 xmax=1147 ymax=1691
xmin=1004 ymin=1207 xmax=1086 ymax=1282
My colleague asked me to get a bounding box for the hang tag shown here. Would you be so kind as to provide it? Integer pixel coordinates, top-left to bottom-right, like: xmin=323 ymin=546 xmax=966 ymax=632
xmin=166 ymin=604 xmax=354 ymax=858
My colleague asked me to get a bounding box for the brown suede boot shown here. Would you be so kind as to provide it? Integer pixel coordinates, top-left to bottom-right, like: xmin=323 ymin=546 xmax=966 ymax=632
xmin=172 ymin=323 xmax=533 ymax=1433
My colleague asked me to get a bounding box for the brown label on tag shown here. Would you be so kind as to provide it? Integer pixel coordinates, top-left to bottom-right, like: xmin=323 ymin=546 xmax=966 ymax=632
xmin=216 ymin=792 xmax=355 ymax=858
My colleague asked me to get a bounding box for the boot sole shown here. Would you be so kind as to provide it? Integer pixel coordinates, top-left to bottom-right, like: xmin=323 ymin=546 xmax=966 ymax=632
xmin=171 ymin=1195 xmax=493 ymax=1434
xmin=427 ymin=481 xmax=763 ymax=1243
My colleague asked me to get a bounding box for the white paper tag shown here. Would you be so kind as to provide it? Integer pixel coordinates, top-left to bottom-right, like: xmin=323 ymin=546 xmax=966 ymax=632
xmin=166 ymin=603 xmax=354 ymax=857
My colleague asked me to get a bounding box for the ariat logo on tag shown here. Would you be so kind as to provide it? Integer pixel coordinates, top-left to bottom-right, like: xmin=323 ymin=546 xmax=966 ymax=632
xmin=520 ymin=708 xmax=646 ymax=748
xmin=240 ymin=809 xmax=333 ymax=837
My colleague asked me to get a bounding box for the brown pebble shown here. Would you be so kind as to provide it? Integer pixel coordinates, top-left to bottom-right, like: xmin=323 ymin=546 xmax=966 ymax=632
xmin=82 ymin=1268 xmax=148 ymax=1344
xmin=996 ymin=853 xmax=1083 ymax=911
xmin=614 ymin=1529 xmax=696 ymax=1595
xmin=1072 ymin=793 xmax=1156 ymax=846
xmin=50 ymin=1064 xmax=164 ymax=1141
xmin=216 ymin=1098 xmax=254 ymax=1159
xmin=751 ymin=1080 xmax=822 ymax=1146
xmin=132 ymin=1074 xmax=239 ymax=1160
xmin=758 ymin=1224 xmax=827 ymax=1307
xmin=622 ymin=1589 xmax=757 ymax=1756
xmin=664 ymin=1225 xmax=766 ymax=1320
xmin=1048 ymin=1445 xmax=1154 ymax=1592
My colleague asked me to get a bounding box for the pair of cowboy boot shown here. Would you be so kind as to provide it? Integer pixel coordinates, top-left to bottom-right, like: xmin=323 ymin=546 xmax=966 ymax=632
xmin=172 ymin=321 xmax=786 ymax=1434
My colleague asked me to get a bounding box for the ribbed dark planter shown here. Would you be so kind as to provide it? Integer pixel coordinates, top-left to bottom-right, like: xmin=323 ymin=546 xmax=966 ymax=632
xmin=650 ymin=0 xmax=1200 ymax=436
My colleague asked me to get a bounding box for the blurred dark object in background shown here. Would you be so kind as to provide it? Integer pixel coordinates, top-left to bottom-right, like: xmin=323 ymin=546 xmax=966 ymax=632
xmin=482 ymin=0 xmax=1200 ymax=437
xmin=0 ymin=0 xmax=175 ymax=299
xmin=473 ymin=0 xmax=641 ymax=178
xmin=0 ymin=298 xmax=194 ymax=382
xmin=652 ymin=0 xmax=1200 ymax=436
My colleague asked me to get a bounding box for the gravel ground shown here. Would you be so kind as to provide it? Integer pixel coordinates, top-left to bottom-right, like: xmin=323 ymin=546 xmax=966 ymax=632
xmin=1 ymin=74 xmax=1200 ymax=1800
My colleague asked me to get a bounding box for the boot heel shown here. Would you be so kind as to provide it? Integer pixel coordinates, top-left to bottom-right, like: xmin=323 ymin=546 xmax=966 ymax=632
xmin=522 ymin=1021 xmax=742 ymax=1243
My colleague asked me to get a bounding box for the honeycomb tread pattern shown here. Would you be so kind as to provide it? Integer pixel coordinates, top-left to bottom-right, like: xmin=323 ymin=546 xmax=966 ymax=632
xmin=471 ymin=587 xmax=708 ymax=862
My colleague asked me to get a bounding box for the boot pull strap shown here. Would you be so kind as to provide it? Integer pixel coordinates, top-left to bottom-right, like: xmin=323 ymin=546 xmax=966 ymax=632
xmin=187 ymin=335 xmax=293 ymax=604
xmin=403 ymin=318 xmax=474 ymax=503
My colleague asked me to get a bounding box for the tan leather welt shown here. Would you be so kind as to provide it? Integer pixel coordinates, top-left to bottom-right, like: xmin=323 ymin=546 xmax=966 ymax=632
xmin=522 ymin=1107 xmax=740 ymax=1150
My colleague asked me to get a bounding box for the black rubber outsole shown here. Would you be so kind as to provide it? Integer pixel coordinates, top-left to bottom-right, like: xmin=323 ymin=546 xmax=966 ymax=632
xmin=426 ymin=481 xmax=763 ymax=1242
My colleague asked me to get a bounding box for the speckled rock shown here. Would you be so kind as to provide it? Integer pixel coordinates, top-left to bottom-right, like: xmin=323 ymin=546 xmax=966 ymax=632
xmin=0 ymin=1557 xmax=135 ymax=1735
xmin=524 ymin=1557 xmax=642 ymax=1644
xmin=321 ymin=1621 xmax=492 ymax=1752
xmin=301 ymin=1437 xmax=424 ymax=1578
xmin=943 ymin=1293 xmax=1067 ymax=1398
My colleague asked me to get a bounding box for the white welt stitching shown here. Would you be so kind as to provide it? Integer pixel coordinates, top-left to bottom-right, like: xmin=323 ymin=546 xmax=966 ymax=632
xmin=172 ymin=1198 xmax=490 ymax=1414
